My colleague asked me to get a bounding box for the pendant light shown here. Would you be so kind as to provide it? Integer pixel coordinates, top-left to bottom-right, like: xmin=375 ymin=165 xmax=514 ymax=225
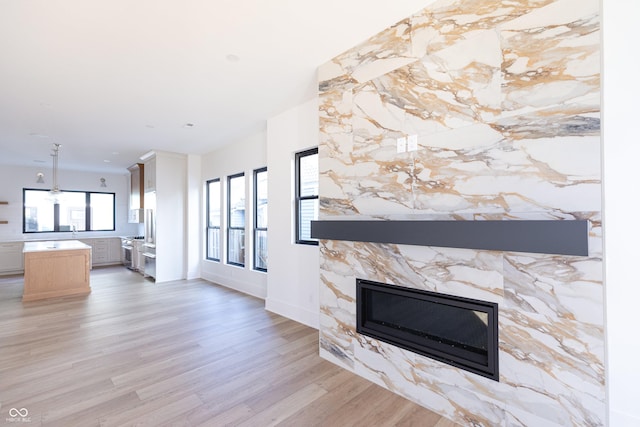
xmin=48 ymin=143 xmax=63 ymax=203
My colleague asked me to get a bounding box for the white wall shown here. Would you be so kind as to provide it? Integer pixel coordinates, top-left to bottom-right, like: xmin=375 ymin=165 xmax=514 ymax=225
xmin=200 ymin=131 xmax=268 ymax=298
xmin=0 ymin=164 xmax=137 ymax=241
xmin=186 ymin=154 xmax=202 ymax=280
xmin=265 ymin=98 xmax=320 ymax=328
xmin=154 ymin=151 xmax=188 ymax=283
xmin=603 ymin=2 xmax=640 ymax=425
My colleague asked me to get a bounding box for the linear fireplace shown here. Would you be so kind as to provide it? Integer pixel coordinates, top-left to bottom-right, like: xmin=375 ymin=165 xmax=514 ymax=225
xmin=356 ymin=279 xmax=499 ymax=381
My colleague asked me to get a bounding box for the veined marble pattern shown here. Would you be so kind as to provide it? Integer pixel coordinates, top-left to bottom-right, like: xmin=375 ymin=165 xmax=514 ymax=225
xmin=318 ymin=0 xmax=603 ymax=425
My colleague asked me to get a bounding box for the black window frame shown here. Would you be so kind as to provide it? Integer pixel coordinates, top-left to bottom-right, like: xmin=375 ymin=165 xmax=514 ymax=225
xmin=206 ymin=178 xmax=221 ymax=262
xmin=295 ymin=147 xmax=319 ymax=245
xmin=22 ymin=188 xmax=116 ymax=233
xmin=226 ymin=172 xmax=246 ymax=267
xmin=253 ymin=167 xmax=268 ymax=272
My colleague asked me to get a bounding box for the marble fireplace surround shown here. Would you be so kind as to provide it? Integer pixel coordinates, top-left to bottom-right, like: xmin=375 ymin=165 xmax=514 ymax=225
xmin=317 ymin=0 xmax=603 ymax=425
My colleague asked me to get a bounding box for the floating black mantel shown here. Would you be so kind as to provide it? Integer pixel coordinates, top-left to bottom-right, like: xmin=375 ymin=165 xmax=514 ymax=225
xmin=310 ymin=220 xmax=588 ymax=256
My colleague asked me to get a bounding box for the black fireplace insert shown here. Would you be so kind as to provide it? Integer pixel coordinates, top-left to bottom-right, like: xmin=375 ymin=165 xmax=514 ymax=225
xmin=356 ymin=279 xmax=499 ymax=381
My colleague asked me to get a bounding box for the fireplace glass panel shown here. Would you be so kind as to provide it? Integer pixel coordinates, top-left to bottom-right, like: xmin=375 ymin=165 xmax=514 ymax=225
xmin=369 ymin=291 xmax=489 ymax=355
xmin=357 ymin=279 xmax=499 ymax=380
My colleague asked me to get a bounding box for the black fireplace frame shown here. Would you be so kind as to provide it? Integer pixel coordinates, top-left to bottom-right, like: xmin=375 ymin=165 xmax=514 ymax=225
xmin=356 ymin=279 xmax=499 ymax=381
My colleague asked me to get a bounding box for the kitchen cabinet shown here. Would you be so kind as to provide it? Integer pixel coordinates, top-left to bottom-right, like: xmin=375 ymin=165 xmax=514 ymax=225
xmin=0 ymin=237 xmax=122 ymax=276
xmin=144 ymin=157 xmax=156 ymax=192
xmin=78 ymin=237 xmax=122 ymax=267
xmin=0 ymin=241 xmax=24 ymax=274
xmin=127 ymin=163 xmax=145 ymax=223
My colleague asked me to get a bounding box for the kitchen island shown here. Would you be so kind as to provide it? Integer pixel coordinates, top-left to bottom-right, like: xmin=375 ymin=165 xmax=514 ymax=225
xmin=23 ymin=240 xmax=91 ymax=301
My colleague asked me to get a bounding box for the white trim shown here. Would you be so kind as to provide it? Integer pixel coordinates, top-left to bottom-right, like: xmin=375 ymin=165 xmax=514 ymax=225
xmin=265 ymin=296 xmax=319 ymax=329
xmin=201 ymin=270 xmax=267 ymax=300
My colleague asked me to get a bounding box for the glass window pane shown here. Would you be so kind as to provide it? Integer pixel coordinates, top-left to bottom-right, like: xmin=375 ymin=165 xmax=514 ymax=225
xmin=59 ymin=192 xmax=86 ymax=232
xmin=24 ymin=190 xmax=54 ymax=232
xmin=207 ymin=227 xmax=220 ymax=260
xmin=299 ymin=153 xmax=318 ymax=197
xmin=256 ymin=170 xmax=268 ymax=229
xmin=208 ymin=180 xmax=220 ymax=228
xmin=90 ymin=193 xmax=115 ymax=231
xmin=298 ymin=199 xmax=319 ymax=242
xmin=24 ymin=189 xmax=115 ymax=233
xmin=254 ymin=229 xmax=267 ymax=270
xmin=229 ymin=175 xmax=245 ymax=229
xmin=228 ymin=228 xmax=245 ymax=265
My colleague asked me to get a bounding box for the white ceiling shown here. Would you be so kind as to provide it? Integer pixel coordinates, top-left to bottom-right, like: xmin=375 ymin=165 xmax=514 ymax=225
xmin=0 ymin=0 xmax=433 ymax=174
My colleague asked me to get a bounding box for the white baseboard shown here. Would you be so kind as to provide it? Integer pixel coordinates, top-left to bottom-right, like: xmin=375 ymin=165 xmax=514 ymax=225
xmin=201 ymin=271 xmax=267 ymax=300
xmin=610 ymin=409 xmax=640 ymax=427
xmin=265 ymin=297 xmax=319 ymax=329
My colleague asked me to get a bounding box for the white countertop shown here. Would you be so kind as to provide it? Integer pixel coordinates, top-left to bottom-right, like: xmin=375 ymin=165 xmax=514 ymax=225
xmin=23 ymin=240 xmax=91 ymax=253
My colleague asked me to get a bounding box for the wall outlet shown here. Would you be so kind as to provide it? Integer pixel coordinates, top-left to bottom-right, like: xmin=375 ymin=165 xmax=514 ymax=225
xmin=407 ymin=134 xmax=418 ymax=152
xmin=397 ymin=137 xmax=407 ymax=153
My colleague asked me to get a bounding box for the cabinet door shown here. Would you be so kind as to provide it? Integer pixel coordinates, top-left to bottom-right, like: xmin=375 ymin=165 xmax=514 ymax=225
xmin=92 ymin=239 xmax=110 ymax=264
xmin=144 ymin=158 xmax=156 ymax=192
xmin=0 ymin=242 xmax=24 ymax=273
xmin=109 ymin=238 xmax=122 ymax=263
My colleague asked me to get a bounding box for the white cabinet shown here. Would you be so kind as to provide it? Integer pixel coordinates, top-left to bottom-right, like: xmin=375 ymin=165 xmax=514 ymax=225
xmin=144 ymin=157 xmax=156 ymax=193
xmin=92 ymin=239 xmax=110 ymax=264
xmin=128 ymin=163 xmax=145 ymax=223
xmin=79 ymin=237 xmax=122 ymax=266
xmin=0 ymin=237 xmax=122 ymax=275
xmin=0 ymin=241 xmax=24 ymax=274
xmin=109 ymin=238 xmax=122 ymax=263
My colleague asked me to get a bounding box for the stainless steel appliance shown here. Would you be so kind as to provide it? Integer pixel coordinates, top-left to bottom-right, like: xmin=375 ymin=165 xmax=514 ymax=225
xmin=143 ymin=243 xmax=156 ymax=279
xmin=132 ymin=239 xmax=145 ymax=273
xmin=121 ymin=237 xmax=133 ymax=269
xmin=122 ymin=236 xmax=144 ymax=271
xmin=142 ymin=198 xmax=156 ymax=280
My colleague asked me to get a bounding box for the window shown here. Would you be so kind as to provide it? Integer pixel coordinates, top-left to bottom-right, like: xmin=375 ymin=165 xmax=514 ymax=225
xmin=254 ymin=167 xmax=267 ymax=271
xmin=295 ymin=148 xmax=319 ymax=245
xmin=23 ymin=189 xmax=115 ymax=233
xmin=206 ymin=179 xmax=221 ymax=261
xmin=227 ymin=173 xmax=245 ymax=266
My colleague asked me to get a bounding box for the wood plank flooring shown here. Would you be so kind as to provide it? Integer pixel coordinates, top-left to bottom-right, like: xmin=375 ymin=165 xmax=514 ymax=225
xmin=0 ymin=266 xmax=457 ymax=426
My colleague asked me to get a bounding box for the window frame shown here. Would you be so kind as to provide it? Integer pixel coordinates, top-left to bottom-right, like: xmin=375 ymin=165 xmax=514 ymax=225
xmin=295 ymin=147 xmax=319 ymax=245
xmin=226 ymin=172 xmax=246 ymax=267
xmin=22 ymin=188 xmax=116 ymax=233
xmin=205 ymin=178 xmax=221 ymax=262
xmin=253 ymin=167 xmax=268 ymax=272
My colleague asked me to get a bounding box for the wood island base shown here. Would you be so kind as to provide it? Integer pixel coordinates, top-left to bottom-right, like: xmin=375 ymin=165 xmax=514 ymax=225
xmin=23 ymin=240 xmax=91 ymax=302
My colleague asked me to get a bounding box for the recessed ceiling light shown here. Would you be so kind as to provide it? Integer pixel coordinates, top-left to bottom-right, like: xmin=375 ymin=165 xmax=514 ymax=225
xmin=226 ymin=54 xmax=240 ymax=63
xmin=104 ymin=159 xmax=111 ymax=163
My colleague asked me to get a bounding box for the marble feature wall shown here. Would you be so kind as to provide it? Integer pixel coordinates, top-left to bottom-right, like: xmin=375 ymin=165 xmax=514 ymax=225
xmin=317 ymin=0 xmax=603 ymax=426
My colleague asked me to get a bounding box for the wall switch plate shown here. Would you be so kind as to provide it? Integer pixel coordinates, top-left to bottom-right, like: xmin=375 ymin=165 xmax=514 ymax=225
xmin=407 ymin=134 xmax=418 ymax=151
xmin=397 ymin=137 xmax=407 ymax=153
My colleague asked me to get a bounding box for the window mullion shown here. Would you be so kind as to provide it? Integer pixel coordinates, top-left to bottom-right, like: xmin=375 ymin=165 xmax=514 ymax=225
xmin=53 ymin=203 xmax=60 ymax=232
xmin=85 ymin=192 xmax=91 ymax=231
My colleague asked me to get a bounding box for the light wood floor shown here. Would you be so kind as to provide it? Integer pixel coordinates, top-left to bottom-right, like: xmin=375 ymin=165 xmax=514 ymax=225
xmin=0 ymin=266 xmax=456 ymax=427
